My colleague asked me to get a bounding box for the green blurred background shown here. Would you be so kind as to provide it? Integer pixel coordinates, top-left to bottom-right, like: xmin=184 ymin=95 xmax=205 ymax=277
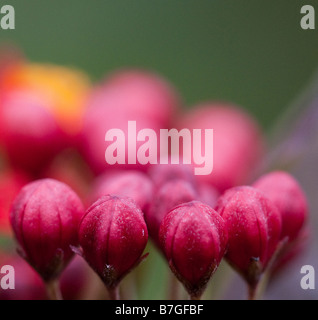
xmin=1 ymin=0 xmax=318 ymax=299
xmin=1 ymin=0 xmax=318 ymax=130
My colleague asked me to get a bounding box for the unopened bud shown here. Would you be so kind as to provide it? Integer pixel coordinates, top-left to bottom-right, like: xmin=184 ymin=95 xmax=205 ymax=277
xmin=77 ymin=195 xmax=148 ymax=293
xmin=159 ymin=201 xmax=228 ymax=299
xmin=10 ymin=179 xmax=85 ymax=282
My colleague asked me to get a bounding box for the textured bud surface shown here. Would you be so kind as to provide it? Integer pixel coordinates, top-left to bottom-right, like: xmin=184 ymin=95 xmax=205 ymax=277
xmin=159 ymin=201 xmax=228 ymax=298
xmin=253 ymin=171 xmax=308 ymax=242
xmin=78 ymin=195 xmax=148 ymax=289
xmin=146 ymin=179 xmax=198 ymax=247
xmin=90 ymin=170 xmax=154 ymax=212
xmin=216 ymin=186 xmax=282 ymax=283
xmin=10 ymin=179 xmax=85 ymax=281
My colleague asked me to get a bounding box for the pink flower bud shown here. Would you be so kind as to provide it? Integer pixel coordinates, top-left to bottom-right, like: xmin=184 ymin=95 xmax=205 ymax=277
xmin=216 ymin=186 xmax=282 ymax=286
xmin=89 ymin=170 xmax=154 ymax=212
xmin=196 ymin=182 xmax=220 ymax=209
xmin=0 ymin=95 xmax=65 ymax=174
xmin=0 ymin=251 xmax=46 ymax=300
xmin=0 ymin=252 xmax=90 ymax=300
xmin=10 ymin=179 xmax=85 ymax=282
xmin=177 ymin=103 xmax=264 ymax=192
xmin=146 ymin=179 xmax=198 ymax=247
xmin=269 ymin=228 xmax=309 ymax=279
xmin=90 ymin=69 xmax=179 ymax=128
xmin=77 ymin=195 xmax=148 ymax=291
xmin=159 ymin=201 xmax=228 ymax=299
xmin=0 ymin=62 xmax=90 ymax=175
xmin=41 ymin=150 xmax=92 ymax=206
xmin=253 ymin=171 xmax=308 ymax=242
xmin=148 ymin=163 xmax=196 ymax=190
xmin=80 ymin=69 xmax=179 ymax=174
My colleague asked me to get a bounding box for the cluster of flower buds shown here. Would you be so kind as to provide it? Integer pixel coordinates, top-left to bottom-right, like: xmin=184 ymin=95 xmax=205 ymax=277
xmin=215 ymin=186 xmax=282 ymax=296
xmin=253 ymin=171 xmax=309 ymax=278
xmin=214 ymin=171 xmax=308 ymax=299
xmin=0 ymin=52 xmax=310 ymax=300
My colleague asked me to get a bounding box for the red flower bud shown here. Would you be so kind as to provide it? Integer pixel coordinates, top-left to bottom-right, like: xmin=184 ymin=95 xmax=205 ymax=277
xmin=77 ymin=195 xmax=148 ymax=291
xmin=177 ymin=103 xmax=264 ymax=192
xmin=148 ymin=163 xmax=196 ymax=190
xmin=10 ymin=179 xmax=85 ymax=282
xmin=146 ymin=179 xmax=198 ymax=247
xmin=159 ymin=201 xmax=228 ymax=299
xmin=253 ymin=171 xmax=308 ymax=242
xmin=80 ymin=69 xmax=179 ymax=174
xmin=269 ymin=228 xmax=309 ymax=279
xmin=0 ymin=251 xmax=46 ymax=300
xmin=0 ymin=96 xmax=65 ymax=174
xmin=0 ymin=252 xmax=88 ymax=300
xmin=89 ymin=170 xmax=154 ymax=213
xmin=196 ymin=182 xmax=220 ymax=209
xmin=41 ymin=150 xmax=92 ymax=206
xmin=91 ymin=69 xmax=179 ymax=128
xmin=216 ymin=186 xmax=282 ymax=286
xmin=0 ymin=63 xmax=90 ymax=174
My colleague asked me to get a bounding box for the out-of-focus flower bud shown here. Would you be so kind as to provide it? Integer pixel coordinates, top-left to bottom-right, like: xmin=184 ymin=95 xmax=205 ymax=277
xmin=0 ymin=252 xmax=90 ymax=300
xmin=0 ymin=251 xmax=46 ymax=300
xmin=41 ymin=150 xmax=93 ymax=206
xmin=80 ymin=69 xmax=180 ymax=174
xmin=77 ymin=195 xmax=148 ymax=297
xmin=196 ymin=182 xmax=220 ymax=209
xmin=0 ymin=62 xmax=91 ymax=174
xmin=10 ymin=179 xmax=85 ymax=282
xmin=216 ymin=186 xmax=282 ymax=290
xmin=148 ymin=162 xmax=196 ymax=190
xmin=159 ymin=201 xmax=228 ymax=299
xmin=89 ymin=170 xmax=154 ymax=212
xmin=269 ymin=228 xmax=310 ymax=279
xmin=59 ymin=255 xmax=90 ymax=300
xmin=0 ymin=98 xmax=65 ymax=174
xmin=178 ymin=103 xmax=264 ymax=192
xmin=89 ymin=69 xmax=179 ymax=128
xmin=253 ymin=171 xmax=308 ymax=242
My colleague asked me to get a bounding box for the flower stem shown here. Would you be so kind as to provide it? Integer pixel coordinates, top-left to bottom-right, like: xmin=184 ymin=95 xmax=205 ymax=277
xmin=45 ymin=279 xmax=62 ymax=300
xmin=108 ymin=286 xmax=121 ymax=300
xmin=247 ymin=272 xmax=270 ymax=300
xmin=189 ymin=292 xmax=202 ymax=300
xmin=248 ymin=238 xmax=289 ymax=300
xmin=247 ymin=282 xmax=259 ymax=300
